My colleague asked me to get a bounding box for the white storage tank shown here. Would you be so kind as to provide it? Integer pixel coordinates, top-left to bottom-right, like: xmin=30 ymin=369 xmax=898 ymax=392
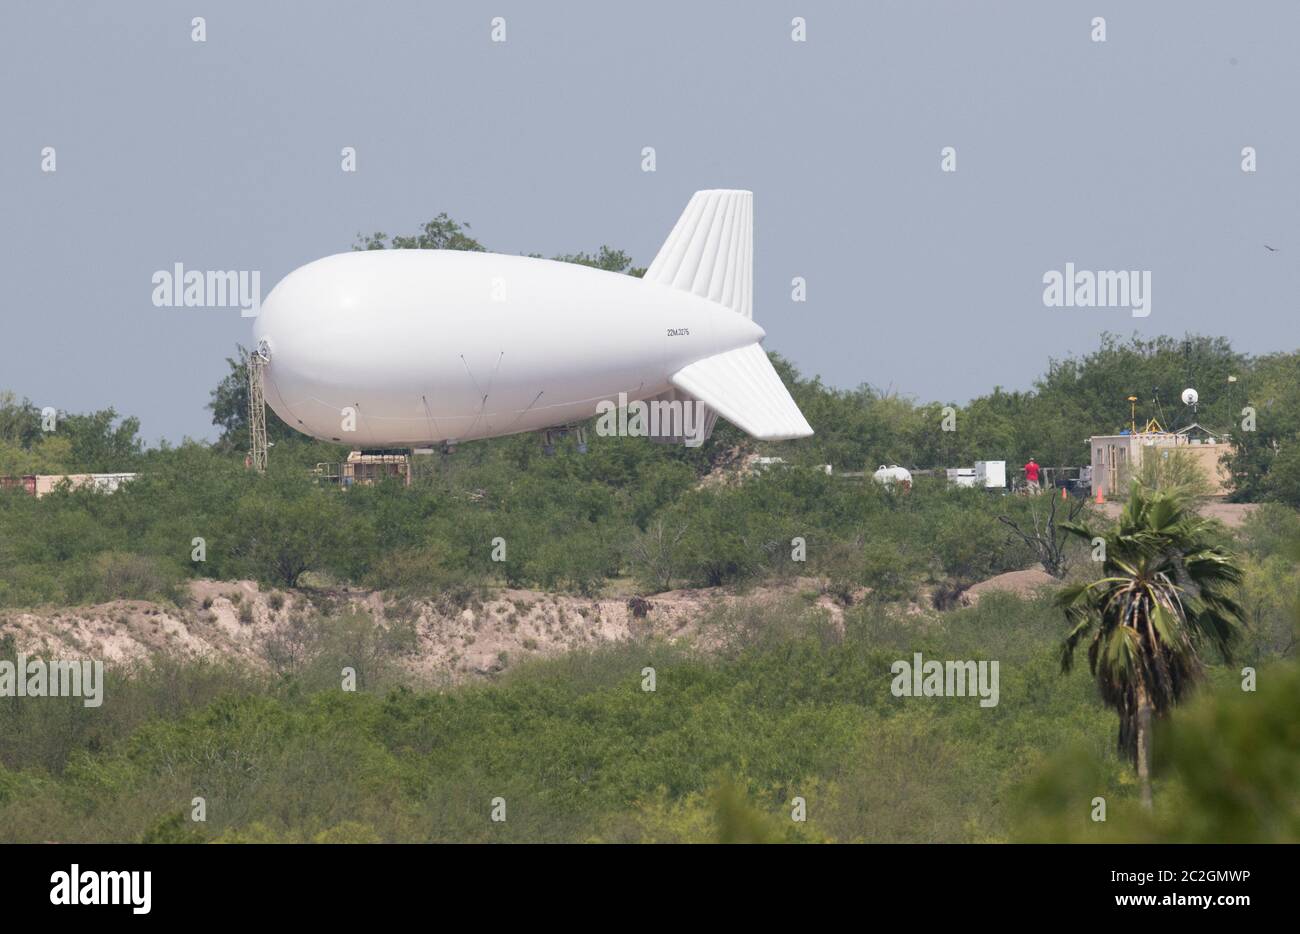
xmin=873 ymin=464 xmax=913 ymax=489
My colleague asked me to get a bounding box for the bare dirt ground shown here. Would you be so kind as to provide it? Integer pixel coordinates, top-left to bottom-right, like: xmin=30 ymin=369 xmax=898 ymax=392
xmin=0 ymin=577 xmax=857 ymax=685
xmin=1098 ymin=499 xmax=1257 ymax=528
xmin=959 ymin=566 xmax=1059 ymax=606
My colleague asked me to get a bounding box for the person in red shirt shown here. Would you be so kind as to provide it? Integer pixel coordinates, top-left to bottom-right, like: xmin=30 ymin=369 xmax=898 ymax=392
xmin=1023 ymin=458 xmax=1041 ymax=493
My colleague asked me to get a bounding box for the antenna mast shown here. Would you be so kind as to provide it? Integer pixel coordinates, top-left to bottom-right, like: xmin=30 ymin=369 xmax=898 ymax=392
xmin=248 ymin=341 xmax=270 ymax=473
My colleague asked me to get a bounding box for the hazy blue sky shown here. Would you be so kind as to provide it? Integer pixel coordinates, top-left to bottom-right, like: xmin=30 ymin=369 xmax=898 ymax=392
xmin=3 ymin=1 xmax=1297 ymax=443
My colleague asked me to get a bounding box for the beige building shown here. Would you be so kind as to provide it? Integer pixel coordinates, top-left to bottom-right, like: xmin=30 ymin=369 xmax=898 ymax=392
xmin=0 ymin=473 xmax=138 ymax=498
xmin=1089 ymin=423 xmax=1231 ymax=498
xmin=36 ymin=473 xmax=137 ymax=496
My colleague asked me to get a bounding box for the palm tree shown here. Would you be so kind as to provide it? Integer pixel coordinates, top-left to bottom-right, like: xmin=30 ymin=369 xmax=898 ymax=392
xmin=1055 ymin=485 xmax=1245 ymax=809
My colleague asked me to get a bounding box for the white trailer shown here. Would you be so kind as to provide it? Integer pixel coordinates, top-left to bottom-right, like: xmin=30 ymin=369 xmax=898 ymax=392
xmin=974 ymin=460 xmax=1006 ymax=490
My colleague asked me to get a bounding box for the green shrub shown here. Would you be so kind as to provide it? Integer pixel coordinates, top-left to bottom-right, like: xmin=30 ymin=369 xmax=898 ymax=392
xmin=66 ymin=551 xmax=185 ymax=605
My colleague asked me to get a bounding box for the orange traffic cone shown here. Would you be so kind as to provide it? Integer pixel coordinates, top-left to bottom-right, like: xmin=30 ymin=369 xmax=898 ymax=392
xmin=1095 ymin=485 xmax=1105 ymax=504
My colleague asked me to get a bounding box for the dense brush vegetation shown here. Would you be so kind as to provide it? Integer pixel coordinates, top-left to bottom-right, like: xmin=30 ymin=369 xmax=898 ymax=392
xmin=1 ymin=541 xmax=1294 ymax=842
xmin=0 ymin=442 xmax=1054 ymax=607
xmin=2 ymin=593 xmax=1088 ymax=842
xmin=2 ymin=332 xmax=1300 ymax=608
xmin=1 ymin=320 xmax=1297 ymax=842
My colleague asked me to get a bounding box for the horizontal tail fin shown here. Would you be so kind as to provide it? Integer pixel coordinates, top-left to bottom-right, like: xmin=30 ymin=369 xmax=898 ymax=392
xmin=670 ymin=343 xmax=813 ymax=441
xmin=645 ymin=190 xmax=753 ymax=318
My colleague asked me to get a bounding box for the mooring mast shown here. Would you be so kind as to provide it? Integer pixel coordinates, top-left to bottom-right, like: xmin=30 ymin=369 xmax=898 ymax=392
xmin=247 ymin=341 xmax=270 ymax=473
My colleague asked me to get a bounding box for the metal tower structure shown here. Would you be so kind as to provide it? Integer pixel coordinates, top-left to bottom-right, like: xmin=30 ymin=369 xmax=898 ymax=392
xmin=247 ymin=341 xmax=270 ymax=472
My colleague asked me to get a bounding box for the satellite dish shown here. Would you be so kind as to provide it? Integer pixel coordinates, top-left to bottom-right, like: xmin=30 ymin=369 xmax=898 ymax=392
xmin=1181 ymin=387 xmax=1199 ymax=406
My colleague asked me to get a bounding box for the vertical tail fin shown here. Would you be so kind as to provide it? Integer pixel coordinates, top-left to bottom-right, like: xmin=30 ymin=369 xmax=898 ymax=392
xmin=647 ymin=191 xmax=812 ymax=443
xmin=644 ymin=190 xmax=753 ymax=318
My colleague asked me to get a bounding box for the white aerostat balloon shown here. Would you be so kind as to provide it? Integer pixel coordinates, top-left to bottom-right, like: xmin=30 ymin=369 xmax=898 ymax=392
xmin=252 ymin=190 xmax=813 ymax=448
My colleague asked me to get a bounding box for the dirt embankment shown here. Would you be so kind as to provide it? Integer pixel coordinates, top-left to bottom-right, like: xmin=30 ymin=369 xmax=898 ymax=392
xmin=0 ymin=577 xmax=858 ymax=684
xmin=958 ymin=567 xmax=1059 ymax=606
